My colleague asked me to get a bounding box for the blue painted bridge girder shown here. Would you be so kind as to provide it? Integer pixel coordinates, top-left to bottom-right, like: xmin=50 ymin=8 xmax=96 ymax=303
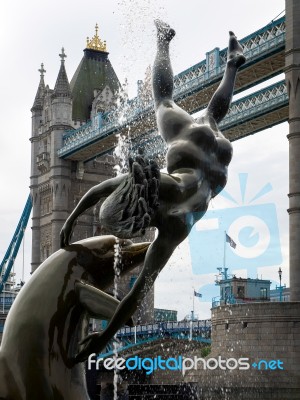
xmin=135 ymin=79 xmax=288 ymax=159
xmin=97 ymin=320 xmax=212 ymax=359
xmin=0 ymin=195 xmax=32 ymax=294
xmin=58 ymin=16 xmax=286 ymax=162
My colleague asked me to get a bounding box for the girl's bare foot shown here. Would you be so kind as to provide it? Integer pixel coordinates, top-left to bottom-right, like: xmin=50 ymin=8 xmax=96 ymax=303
xmin=227 ymin=31 xmax=246 ymax=68
xmin=154 ymin=19 xmax=176 ymax=43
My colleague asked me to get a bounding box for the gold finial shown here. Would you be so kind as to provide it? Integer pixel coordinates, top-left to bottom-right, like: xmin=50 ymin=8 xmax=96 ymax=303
xmin=86 ymin=23 xmax=107 ymax=52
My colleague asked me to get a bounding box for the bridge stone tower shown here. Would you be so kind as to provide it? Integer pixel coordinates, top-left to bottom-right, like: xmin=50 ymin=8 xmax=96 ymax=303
xmin=29 ymin=25 xmax=154 ymax=323
xmin=286 ymin=1 xmax=300 ymax=301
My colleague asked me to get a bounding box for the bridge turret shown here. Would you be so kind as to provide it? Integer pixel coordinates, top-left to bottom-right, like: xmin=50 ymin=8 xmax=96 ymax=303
xmin=28 ymin=26 xmax=155 ymax=325
xmin=30 ymin=65 xmax=47 ymax=271
xmin=70 ymin=24 xmax=120 ymax=123
xmin=29 ymin=52 xmax=73 ymax=272
xmin=51 ymin=48 xmax=72 ymax=126
xmin=31 ymin=63 xmax=46 ymax=135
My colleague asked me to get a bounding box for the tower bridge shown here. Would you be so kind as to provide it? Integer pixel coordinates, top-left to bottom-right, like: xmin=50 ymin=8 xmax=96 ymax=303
xmin=58 ymin=16 xmax=285 ymax=161
xmin=129 ymin=79 xmax=288 ymax=158
xmin=1 ymin=7 xmax=299 ymax=345
xmin=0 ymin=4 xmax=300 ymax=397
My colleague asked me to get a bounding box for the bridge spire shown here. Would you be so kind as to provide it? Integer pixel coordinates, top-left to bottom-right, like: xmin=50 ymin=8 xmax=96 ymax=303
xmin=59 ymin=47 xmax=67 ymax=64
xmin=31 ymin=63 xmax=46 ymax=111
xmin=38 ymin=63 xmax=46 ymax=77
xmin=52 ymin=48 xmax=71 ymax=98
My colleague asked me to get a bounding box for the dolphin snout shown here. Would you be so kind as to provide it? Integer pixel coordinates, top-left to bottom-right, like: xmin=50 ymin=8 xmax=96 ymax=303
xmin=120 ymin=241 xmax=150 ymax=255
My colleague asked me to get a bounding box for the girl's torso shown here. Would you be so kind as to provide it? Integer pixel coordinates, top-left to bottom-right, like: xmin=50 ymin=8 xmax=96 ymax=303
xmin=166 ymin=122 xmax=232 ymax=194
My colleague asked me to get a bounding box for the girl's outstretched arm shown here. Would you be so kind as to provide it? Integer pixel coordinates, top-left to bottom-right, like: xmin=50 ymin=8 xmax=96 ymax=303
xmin=60 ymin=174 xmax=127 ymax=248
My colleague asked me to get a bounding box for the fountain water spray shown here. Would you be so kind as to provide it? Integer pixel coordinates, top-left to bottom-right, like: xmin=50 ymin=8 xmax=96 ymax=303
xmin=113 ymin=237 xmax=121 ymax=399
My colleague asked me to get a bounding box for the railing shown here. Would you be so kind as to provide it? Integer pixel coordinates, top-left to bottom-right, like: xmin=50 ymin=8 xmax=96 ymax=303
xmin=172 ymin=16 xmax=285 ymax=99
xmin=219 ymin=79 xmax=287 ymax=130
xmin=212 ymin=296 xmax=222 ymax=308
xmin=117 ymin=319 xmax=211 ymax=338
xmin=212 ymin=295 xmax=271 ymax=308
xmin=58 ymin=16 xmax=285 ymax=158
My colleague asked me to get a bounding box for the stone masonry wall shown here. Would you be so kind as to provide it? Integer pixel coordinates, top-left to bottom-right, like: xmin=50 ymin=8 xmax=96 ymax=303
xmin=185 ymin=302 xmax=300 ymax=399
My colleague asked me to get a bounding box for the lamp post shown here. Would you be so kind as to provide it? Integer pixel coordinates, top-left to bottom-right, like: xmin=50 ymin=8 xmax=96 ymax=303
xmin=276 ymin=267 xmax=286 ymax=302
xmin=279 ymin=267 xmax=282 ymax=302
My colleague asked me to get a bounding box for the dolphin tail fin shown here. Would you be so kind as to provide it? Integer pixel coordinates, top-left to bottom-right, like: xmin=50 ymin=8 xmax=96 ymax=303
xmin=75 ymin=281 xmax=119 ymax=320
xmin=75 ymin=281 xmax=134 ymax=326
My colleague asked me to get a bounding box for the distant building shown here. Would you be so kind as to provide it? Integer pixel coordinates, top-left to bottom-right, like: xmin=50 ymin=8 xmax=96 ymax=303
xmin=154 ymin=308 xmax=178 ymax=322
xmin=0 ymin=273 xmax=22 ymax=341
xmin=213 ymin=273 xmax=271 ymax=307
xmin=270 ymin=287 xmax=290 ymax=302
xmin=182 ymin=313 xmax=199 ymax=322
xmin=0 ymin=273 xmax=22 ymax=313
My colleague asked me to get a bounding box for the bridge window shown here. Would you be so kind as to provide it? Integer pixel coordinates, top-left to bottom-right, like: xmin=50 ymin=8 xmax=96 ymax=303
xmin=237 ymin=286 xmax=245 ymax=299
xmin=40 ymin=244 xmax=51 ymax=262
xmin=260 ymin=288 xmax=267 ymax=299
xmin=41 ymin=195 xmax=52 ymax=216
xmin=44 ymin=108 xmax=50 ymax=123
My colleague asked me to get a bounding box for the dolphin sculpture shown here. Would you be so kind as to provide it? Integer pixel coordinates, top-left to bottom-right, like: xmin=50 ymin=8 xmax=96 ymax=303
xmin=0 ymin=235 xmax=149 ymax=400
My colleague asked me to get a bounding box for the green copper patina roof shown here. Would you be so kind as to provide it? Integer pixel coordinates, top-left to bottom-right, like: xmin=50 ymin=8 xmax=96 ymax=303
xmin=70 ymin=49 xmax=120 ymax=122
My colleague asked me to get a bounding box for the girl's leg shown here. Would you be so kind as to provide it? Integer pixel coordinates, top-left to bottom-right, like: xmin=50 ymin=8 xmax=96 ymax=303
xmin=152 ymin=20 xmax=176 ymax=107
xmin=205 ymin=31 xmax=246 ymax=124
xmin=152 ymin=20 xmax=194 ymax=141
